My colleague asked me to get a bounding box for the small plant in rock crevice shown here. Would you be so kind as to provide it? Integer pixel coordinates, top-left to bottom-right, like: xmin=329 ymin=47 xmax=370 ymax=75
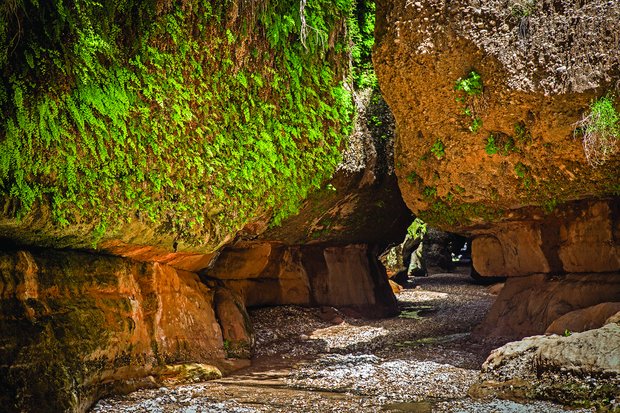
xmin=406 ymin=217 xmax=427 ymax=239
xmin=485 ymin=133 xmax=517 ymax=156
xmin=514 ymin=121 xmax=532 ymax=144
xmin=430 ymin=139 xmax=445 ymax=159
xmin=574 ymin=95 xmax=619 ymax=167
xmin=469 ymin=117 xmax=483 ymax=133
xmin=455 ymin=71 xmax=483 ymax=96
xmin=511 ymin=1 xmax=536 ymax=18
xmin=454 ymin=70 xmax=484 ymax=134
xmin=485 ymin=135 xmax=499 ymax=155
xmin=514 ymin=162 xmax=527 ymax=179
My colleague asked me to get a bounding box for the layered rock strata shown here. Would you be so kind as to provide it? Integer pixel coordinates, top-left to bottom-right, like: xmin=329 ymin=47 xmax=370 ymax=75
xmin=471 ymin=318 xmax=620 ymax=407
xmin=0 ymin=249 xmax=225 ymax=412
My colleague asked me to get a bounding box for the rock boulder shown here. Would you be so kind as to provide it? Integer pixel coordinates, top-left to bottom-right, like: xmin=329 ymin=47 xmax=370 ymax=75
xmin=471 ymin=323 xmax=620 ymax=406
xmin=475 ymin=273 xmax=620 ymax=339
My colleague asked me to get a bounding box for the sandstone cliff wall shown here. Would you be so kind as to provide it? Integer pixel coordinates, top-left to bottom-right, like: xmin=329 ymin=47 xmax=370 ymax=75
xmin=0 ymin=249 xmax=225 ymax=412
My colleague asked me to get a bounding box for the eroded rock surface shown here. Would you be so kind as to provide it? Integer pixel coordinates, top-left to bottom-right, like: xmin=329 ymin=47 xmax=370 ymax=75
xmin=374 ymin=0 xmax=619 ymax=232
xmin=471 ymin=200 xmax=619 ymax=277
xmin=471 ymin=323 xmax=620 ymax=407
xmin=205 ymin=243 xmax=398 ymax=318
xmin=545 ymin=302 xmax=620 ymax=335
xmin=475 ymin=273 xmax=620 ymax=339
xmin=0 ymin=240 xmax=402 ymax=412
xmin=259 ymin=88 xmax=412 ymax=248
xmin=0 ymin=249 xmax=227 ymax=412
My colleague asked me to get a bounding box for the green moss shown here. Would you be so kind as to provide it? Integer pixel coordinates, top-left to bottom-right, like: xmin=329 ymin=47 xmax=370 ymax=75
xmin=0 ymin=0 xmax=355 ymax=249
xmin=418 ymin=199 xmax=503 ymax=227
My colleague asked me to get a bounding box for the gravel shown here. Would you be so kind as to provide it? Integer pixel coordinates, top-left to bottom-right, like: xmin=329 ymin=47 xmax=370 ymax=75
xmin=91 ymin=270 xmax=591 ymax=412
xmin=288 ymin=354 xmax=478 ymax=400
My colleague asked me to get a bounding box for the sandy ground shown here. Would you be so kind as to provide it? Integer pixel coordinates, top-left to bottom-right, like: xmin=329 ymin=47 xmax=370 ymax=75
xmin=91 ymin=270 xmax=594 ymax=413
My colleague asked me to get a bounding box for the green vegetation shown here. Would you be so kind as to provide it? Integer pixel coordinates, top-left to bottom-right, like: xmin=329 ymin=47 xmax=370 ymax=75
xmin=514 ymin=162 xmax=528 ymax=178
xmin=406 ymin=171 xmax=422 ymax=185
xmin=575 ymin=95 xmax=619 ymax=167
xmin=454 ymin=71 xmax=483 ymax=96
xmin=513 ymin=161 xmax=535 ymax=189
xmin=430 ymin=139 xmax=445 ymax=159
xmin=454 ymin=70 xmax=484 ymax=134
xmin=544 ymin=198 xmax=558 ymax=214
xmin=511 ymin=0 xmax=537 ymax=18
xmin=469 ymin=117 xmax=483 ymax=133
xmin=349 ymin=0 xmax=376 ymax=88
xmin=422 ymin=186 xmax=437 ymax=200
xmin=406 ymin=217 xmax=427 ymax=239
xmin=514 ymin=121 xmax=532 ymax=144
xmin=418 ymin=199 xmax=503 ymax=227
xmin=485 ymin=135 xmax=499 ymax=155
xmin=0 ymin=0 xmax=355 ymax=248
xmin=485 ymin=133 xmax=517 ymax=156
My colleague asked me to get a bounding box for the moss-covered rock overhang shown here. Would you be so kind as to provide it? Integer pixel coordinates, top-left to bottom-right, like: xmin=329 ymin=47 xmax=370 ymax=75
xmin=373 ymin=0 xmax=620 ymax=232
xmin=0 ymin=0 xmax=355 ymax=253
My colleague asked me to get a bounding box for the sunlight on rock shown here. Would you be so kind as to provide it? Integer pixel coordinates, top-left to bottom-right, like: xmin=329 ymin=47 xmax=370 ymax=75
xmin=309 ymin=324 xmax=390 ymax=350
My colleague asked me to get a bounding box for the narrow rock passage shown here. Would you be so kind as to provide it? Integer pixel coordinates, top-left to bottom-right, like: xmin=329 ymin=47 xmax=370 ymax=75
xmin=92 ymin=270 xmax=593 ymax=413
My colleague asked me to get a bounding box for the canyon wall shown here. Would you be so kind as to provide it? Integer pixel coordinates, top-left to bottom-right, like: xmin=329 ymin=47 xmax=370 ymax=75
xmin=374 ymin=0 xmax=619 ymax=277
xmin=0 ymin=249 xmax=225 ymax=412
xmin=373 ymin=0 xmax=620 ymax=380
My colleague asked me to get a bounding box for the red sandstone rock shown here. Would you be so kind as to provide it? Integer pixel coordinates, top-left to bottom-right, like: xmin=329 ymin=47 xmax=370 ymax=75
xmin=545 ymin=302 xmax=620 ymax=335
xmin=471 ymin=201 xmax=619 ymax=277
xmin=206 ymin=243 xmax=399 ymax=318
xmin=0 ymin=249 xmax=226 ymax=412
xmin=475 ymin=273 xmax=620 ymax=339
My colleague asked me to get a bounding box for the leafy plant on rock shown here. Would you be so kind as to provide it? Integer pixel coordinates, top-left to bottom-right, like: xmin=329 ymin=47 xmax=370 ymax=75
xmin=0 ymin=0 xmax=356 ymax=249
xmin=485 ymin=135 xmax=499 ymax=155
xmin=455 ymin=71 xmax=483 ymax=96
xmin=430 ymin=139 xmax=445 ymax=159
xmin=575 ymin=95 xmax=619 ymax=167
xmin=454 ymin=70 xmax=484 ymax=134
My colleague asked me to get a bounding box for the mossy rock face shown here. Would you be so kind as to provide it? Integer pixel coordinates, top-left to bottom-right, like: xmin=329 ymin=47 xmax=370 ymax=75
xmin=259 ymin=89 xmax=413 ymax=249
xmin=0 ymin=0 xmax=354 ymax=253
xmin=0 ymin=249 xmax=225 ymax=412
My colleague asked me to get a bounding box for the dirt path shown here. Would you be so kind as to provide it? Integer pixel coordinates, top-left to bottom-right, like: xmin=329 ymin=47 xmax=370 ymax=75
xmin=92 ymin=270 xmax=593 ymax=412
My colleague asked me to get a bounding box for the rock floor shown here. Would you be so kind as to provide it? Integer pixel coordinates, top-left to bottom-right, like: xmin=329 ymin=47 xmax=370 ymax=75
xmin=92 ymin=269 xmax=595 ymax=412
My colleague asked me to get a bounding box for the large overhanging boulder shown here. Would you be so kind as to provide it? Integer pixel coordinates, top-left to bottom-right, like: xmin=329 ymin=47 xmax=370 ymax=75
xmin=0 ymin=0 xmax=354 ymax=255
xmin=374 ymin=0 xmax=620 ymax=276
